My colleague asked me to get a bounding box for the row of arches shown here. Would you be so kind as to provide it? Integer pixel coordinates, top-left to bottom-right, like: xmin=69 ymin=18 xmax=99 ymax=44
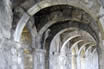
xmin=49 ymin=27 xmax=98 ymax=69
xmin=20 ymin=22 xmax=99 ymax=69
xmin=12 ymin=0 xmax=104 ymax=69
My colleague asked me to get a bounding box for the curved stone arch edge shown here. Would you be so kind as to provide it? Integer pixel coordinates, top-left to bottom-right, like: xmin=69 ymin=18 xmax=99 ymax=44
xmin=49 ymin=28 xmax=78 ymax=53
xmin=50 ymin=28 xmax=76 ymax=48
xmin=78 ymin=42 xmax=96 ymax=55
xmin=13 ymin=0 xmax=104 ymax=42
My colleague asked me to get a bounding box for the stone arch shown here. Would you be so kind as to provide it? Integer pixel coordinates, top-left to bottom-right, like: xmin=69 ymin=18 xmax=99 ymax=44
xmin=12 ymin=1 xmax=103 ymax=69
xmin=78 ymin=42 xmax=95 ymax=55
xmin=92 ymin=48 xmax=97 ymax=54
xmin=61 ymin=35 xmax=81 ymax=50
xmin=49 ymin=32 xmax=80 ymax=69
xmin=85 ymin=45 xmax=98 ymax=69
xmin=43 ymin=20 xmax=98 ymax=57
xmin=43 ymin=23 xmax=79 ymax=69
xmin=47 ymin=28 xmax=80 ymax=69
xmin=50 ymin=28 xmax=76 ymax=52
xmin=28 ymin=0 xmax=99 ymax=20
xmin=70 ymin=40 xmax=84 ymax=50
xmin=13 ymin=13 xmax=30 ymax=42
xmin=13 ymin=0 xmax=103 ymax=42
xmin=47 ymin=22 xmax=97 ymax=69
xmin=49 ymin=26 xmax=96 ymax=55
xmin=43 ymin=21 xmax=98 ymax=50
xmin=38 ymin=20 xmax=98 ymax=51
xmin=85 ymin=45 xmax=96 ymax=54
xmin=49 ymin=28 xmax=76 ymax=69
xmin=49 ymin=22 xmax=97 ymax=52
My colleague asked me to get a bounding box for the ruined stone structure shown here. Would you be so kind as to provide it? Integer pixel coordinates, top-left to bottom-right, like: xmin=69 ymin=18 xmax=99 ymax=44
xmin=0 ymin=0 xmax=104 ymax=69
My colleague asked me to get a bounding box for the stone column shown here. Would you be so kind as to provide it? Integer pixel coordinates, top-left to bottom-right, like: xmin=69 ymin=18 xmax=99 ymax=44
xmin=0 ymin=0 xmax=12 ymax=39
xmin=17 ymin=44 xmax=24 ymax=69
xmin=11 ymin=43 xmax=19 ymax=69
xmin=11 ymin=42 xmax=24 ymax=69
xmin=99 ymin=7 xmax=104 ymax=69
xmin=85 ymin=55 xmax=89 ymax=69
xmin=72 ymin=48 xmax=77 ymax=69
xmin=85 ymin=51 xmax=91 ymax=69
xmin=59 ymin=44 xmax=72 ymax=69
xmin=92 ymin=53 xmax=96 ymax=69
xmin=0 ymin=39 xmax=25 ymax=69
xmin=33 ymin=49 xmax=46 ymax=69
xmin=59 ymin=54 xmax=71 ymax=69
xmin=59 ymin=54 xmax=65 ymax=69
xmin=80 ymin=55 xmax=85 ymax=69
xmin=77 ymin=55 xmax=81 ymax=69
xmin=72 ymin=54 xmax=77 ymax=69
xmin=89 ymin=55 xmax=95 ymax=69
xmin=92 ymin=51 xmax=99 ymax=69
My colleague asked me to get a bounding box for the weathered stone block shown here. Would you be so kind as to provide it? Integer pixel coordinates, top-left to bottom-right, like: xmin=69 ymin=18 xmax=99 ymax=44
xmin=0 ymin=0 xmax=12 ymax=39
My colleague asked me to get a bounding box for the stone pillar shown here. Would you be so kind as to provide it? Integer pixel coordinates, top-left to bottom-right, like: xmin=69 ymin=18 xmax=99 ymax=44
xmin=17 ymin=44 xmax=24 ymax=69
xmin=59 ymin=44 xmax=72 ymax=69
xmin=90 ymin=54 xmax=93 ymax=69
xmin=72 ymin=54 xmax=77 ymax=69
xmin=11 ymin=41 xmax=24 ymax=69
xmin=33 ymin=49 xmax=46 ymax=69
xmin=77 ymin=55 xmax=81 ymax=69
xmin=92 ymin=53 xmax=96 ymax=69
xmin=72 ymin=49 xmax=77 ymax=69
xmin=85 ymin=51 xmax=91 ymax=69
xmin=85 ymin=54 xmax=89 ymax=69
xmin=99 ymin=7 xmax=104 ymax=69
xmin=0 ymin=39 xmax=25 ymax=69
xmin=59 ymin=54 xmax=71 ymax=69
xmin=0 ymin=0 xmax=12 ymax=39
xmin=92 ymin=51 xmax=99 ymax=69
xmin=59 ymin=54 xmax=65 ymax=69
xmin=80 ymin=55 xmax=85 ymax=69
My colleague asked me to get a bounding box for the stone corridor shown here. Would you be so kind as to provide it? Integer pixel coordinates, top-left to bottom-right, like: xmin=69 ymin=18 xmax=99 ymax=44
xmin=0 ymin=0 xmax=104 ymax=69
